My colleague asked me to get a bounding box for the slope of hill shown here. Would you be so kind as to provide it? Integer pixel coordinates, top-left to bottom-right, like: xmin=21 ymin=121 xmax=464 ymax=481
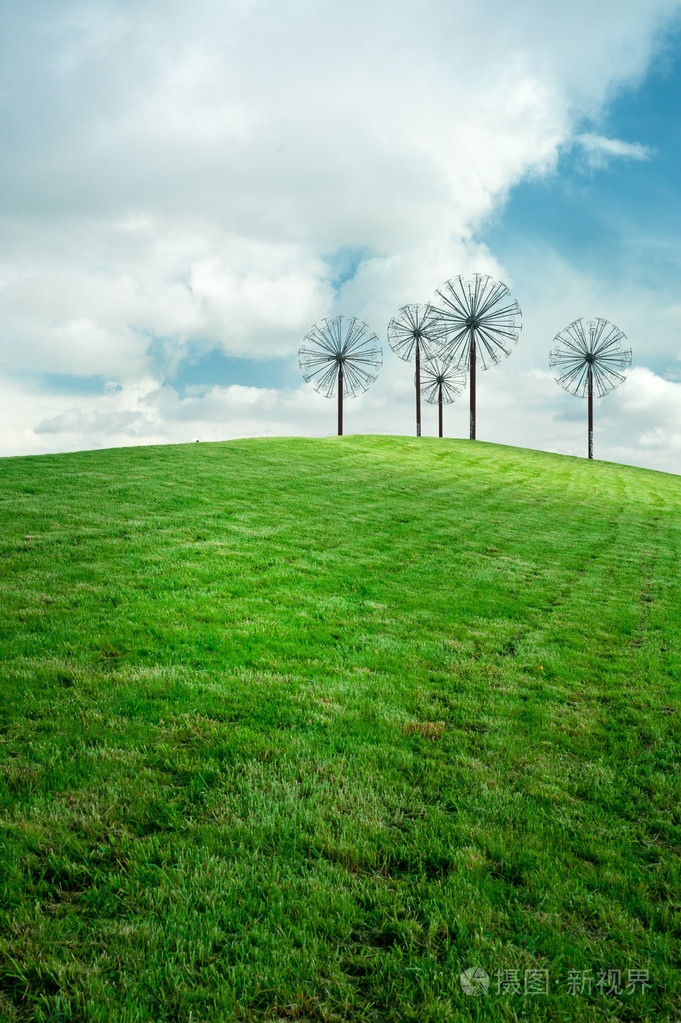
xmin=1 ymin=436 xmax=679 ymax=1022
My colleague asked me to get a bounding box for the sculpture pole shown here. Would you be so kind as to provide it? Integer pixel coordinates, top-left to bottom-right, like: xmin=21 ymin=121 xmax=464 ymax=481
xmin=415 ymin=341 xmax=421 ymax=437
xmin=587 ymin=362 xmax=593 ymax=459
xmin=469 ymin=334 xmax=477 ymax=440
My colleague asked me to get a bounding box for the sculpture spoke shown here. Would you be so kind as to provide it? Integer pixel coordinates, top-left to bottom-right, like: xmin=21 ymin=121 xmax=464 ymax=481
xmin=549 ymin=317 xmax=632 ymax=459
xmin=299 ymin=315 xmax=382 ymax=436
xmin=430 ymin=273 xmax=522 ymax=439
xmin=387 ymin=303 xmax=449 ymax=437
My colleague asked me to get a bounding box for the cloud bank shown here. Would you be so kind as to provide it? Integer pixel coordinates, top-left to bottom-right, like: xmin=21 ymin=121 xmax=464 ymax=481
xmin=1 ymin=0 xmax=680 ymax=472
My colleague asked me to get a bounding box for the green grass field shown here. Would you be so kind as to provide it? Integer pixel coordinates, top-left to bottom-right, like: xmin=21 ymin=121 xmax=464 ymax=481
xmin=0 ymin=435 xmax=679 ymax=1022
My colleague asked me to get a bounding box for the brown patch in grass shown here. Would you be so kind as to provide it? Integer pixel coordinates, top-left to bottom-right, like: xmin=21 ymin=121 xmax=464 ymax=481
xmin=404 ymin=720 xmax=446 ymax=739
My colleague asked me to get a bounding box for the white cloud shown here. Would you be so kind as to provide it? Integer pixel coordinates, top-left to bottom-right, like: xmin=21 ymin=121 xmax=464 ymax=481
xmin=575 ymin=132 xmax=655 ymax=168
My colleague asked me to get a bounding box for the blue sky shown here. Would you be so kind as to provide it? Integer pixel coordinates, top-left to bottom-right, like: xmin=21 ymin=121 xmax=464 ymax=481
xmin=1 ymin=0 xmax=680 ymax=471
xmin=485 ymin=38 xmax=681 ymax=311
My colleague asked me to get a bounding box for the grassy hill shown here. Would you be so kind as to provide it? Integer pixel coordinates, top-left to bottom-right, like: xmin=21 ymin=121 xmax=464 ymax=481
xmin=0 ymin=435 xmax=679 ymax=1022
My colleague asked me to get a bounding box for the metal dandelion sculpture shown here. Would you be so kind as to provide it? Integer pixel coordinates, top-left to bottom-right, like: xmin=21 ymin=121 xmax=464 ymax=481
xmin=299 ymin=315 xmax=382 ymax=436
xmin=549 ymin=317 xmax=632 ymax=460
xmin=430 ymin=274 xmax=522 ymax=440
xmin=387 ymin=304 xmax=447 ymax=437
xmin=420 ymin=357 xmax=466 ymax=438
